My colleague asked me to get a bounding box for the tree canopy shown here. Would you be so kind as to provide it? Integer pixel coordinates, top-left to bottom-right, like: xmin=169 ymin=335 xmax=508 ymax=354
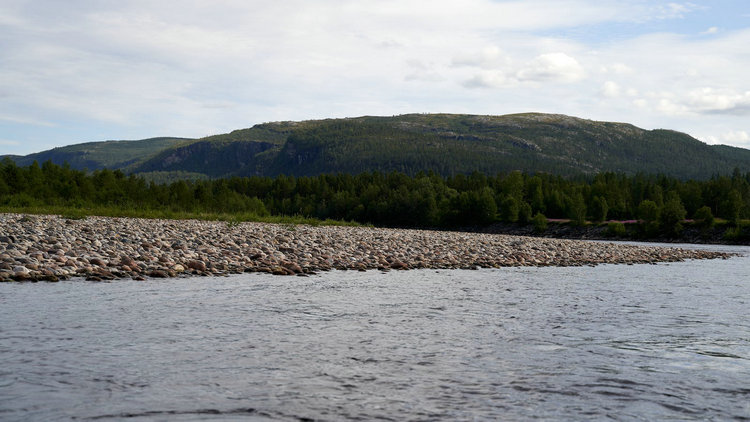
xmin=2 ymin=159 xmax=749 ymax=238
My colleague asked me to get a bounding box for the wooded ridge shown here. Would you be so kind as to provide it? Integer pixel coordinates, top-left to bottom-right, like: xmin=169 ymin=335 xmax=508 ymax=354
xmin=6 ymin=113 xmax=750 ymax=181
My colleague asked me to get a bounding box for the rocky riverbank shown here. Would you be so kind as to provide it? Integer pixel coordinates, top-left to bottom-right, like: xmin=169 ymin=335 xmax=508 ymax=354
xmin=0 ymin=213 xmax=733 ymax=282
xmin=475 ymin=222 xmax=750 ymax=245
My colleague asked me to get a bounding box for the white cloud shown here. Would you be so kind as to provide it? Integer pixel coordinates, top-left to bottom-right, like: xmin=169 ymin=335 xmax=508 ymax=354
xmin=654 ymin=2 xmax=702 ymax=19
xmin=686 ymin=88 xmax=750 ymax=115
xmin=601 ymin=81 xmax=621 ymax=97
xmin=458 ymin=50 xmax=586 ymax=88
xmin=698 ymin=130 xmax=750 ymax=146
xmin=633 ymin=99 xmax=649 ymax=109
xmin=341 ymin=0 xmax=636 ymax=31
xmin=2 ymin=0 xmax=750 ymax=154
xmin=404 ymin=60 xmax=444 ymax=82
xmin=637 ymin=87 xmax=750 ymax=117
xmin=452 ymin=46 xmax=511 ymax=69
xmin=700 ymin=135 xmax=721 ymax=144
xmin=517 ymin=53 xmax=586 ymax=83
xmin=463 ymin=72 xmax=514 ymax=89
xmin=0 ymin=139 xmax=21 ymax=146
xmin=721 ymin=130 xmax=750 ymax=143
xmin=656 ymin=98 xmax=690 ymax=116
xmin=581 ymin=27 xmax=750 ymax=137
xmin=0 ymin=114 xmax=56 ymax=127
xmin=603 ymin=63 xmax=633 ymax=74
xmin=701 ymin=26 xmax=719 ymax=35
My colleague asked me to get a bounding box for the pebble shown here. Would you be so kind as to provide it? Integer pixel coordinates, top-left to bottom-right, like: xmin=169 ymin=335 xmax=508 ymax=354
xmin=0 ymin=213 xmax=733 ymax=282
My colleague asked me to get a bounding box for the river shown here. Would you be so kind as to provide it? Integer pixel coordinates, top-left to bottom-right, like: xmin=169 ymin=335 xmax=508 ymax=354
xmin=1 ymin=244 xmax=748 ymax=421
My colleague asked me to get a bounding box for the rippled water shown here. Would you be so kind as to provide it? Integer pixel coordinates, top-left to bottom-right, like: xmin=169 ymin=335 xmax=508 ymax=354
xmin=1 ymin=244 xmax=749 ymax=421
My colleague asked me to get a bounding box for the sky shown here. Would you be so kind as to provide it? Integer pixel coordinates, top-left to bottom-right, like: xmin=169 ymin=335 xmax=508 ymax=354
xmin=2 ymin=0 xmax=750 ymax=156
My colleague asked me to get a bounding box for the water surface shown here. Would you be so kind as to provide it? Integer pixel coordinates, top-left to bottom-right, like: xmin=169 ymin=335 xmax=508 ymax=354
xmin=1 ymin=244 xmax=749 ymax=420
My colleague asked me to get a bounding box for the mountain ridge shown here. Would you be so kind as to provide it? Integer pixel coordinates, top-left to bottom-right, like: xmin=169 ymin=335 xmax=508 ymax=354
xmin=4 ymin=113 xmax=750 ymax=180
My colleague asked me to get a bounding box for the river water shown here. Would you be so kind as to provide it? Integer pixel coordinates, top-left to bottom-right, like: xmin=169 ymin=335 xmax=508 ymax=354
xmin=1 ymin=244 xmax=749 ymax=421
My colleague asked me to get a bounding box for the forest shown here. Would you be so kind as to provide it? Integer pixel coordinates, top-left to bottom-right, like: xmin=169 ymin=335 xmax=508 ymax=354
xmin=1 ymin=158 xmax=749 ymax=241
xmin=10 ymin=113 xmax=750 ymax=181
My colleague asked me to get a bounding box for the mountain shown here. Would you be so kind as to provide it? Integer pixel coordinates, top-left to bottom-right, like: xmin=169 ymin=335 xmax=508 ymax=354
xmin=5 ymin=113 xmax=750 ymax=180
xmin=8 ymin=137 xmax=191 ymax=171
xmin=130 ymin=124 xmax=291 ymax=177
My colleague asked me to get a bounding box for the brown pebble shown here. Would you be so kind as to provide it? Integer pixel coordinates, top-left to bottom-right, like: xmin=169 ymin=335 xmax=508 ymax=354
xmin=186 ymin=260 xmax=207 ymax=271
xmin=0 ymin=213 xmax=733 ymax=282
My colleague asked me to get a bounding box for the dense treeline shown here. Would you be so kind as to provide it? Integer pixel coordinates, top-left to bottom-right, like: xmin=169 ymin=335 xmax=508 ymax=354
xmin=2 ymin=158 xmax=749 ymax=238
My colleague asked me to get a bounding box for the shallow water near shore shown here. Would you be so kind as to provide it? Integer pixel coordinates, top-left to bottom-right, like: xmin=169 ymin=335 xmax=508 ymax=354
xmin=1 ymin=244 xmax=749 ymax=421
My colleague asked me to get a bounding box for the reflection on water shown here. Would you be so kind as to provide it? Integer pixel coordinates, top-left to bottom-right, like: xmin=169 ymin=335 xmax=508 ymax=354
xmin=0 ymin=245 xmax=748 ymax=421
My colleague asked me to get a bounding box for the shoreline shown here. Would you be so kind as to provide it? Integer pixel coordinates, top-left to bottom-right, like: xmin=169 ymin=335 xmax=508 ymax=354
xmin=0 ymin=213 xmax=734 ymax=282
xmin=470 ymin=222 xmax=750 ymax=246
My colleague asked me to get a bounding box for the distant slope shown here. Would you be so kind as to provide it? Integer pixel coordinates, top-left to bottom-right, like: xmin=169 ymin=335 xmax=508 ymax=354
xmin=711 ymin=143 xmax=750 ymax=165
xmin=6 ymin=113 xmax=750 ymax=179
xmin=128 ymin=123 xmax=294 ymax=177
xmin=262 ymin=113 xmax=750 ymax=179
xmin=132 ymin=139 xmax=278 ymax=178
xmin=10 ymin=137 xmax=191 ymax=171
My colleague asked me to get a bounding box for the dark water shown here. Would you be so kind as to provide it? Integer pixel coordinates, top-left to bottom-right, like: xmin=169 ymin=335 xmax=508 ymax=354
xmin=1 ymin=244 xmax=749 ymax=421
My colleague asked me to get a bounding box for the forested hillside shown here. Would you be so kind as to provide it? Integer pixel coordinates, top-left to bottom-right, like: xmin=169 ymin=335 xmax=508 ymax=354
xmin=10 ymin=137 xmax=190 ymax=171
xmin=262 ymin=114 xmax=750 ymax=179
xmin=5 ymin=113 xmax=750 ymax=180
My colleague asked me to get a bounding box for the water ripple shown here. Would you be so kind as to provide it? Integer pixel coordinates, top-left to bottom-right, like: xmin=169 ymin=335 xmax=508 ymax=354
xmin=1 ymin=244 xmax=749 ymax=421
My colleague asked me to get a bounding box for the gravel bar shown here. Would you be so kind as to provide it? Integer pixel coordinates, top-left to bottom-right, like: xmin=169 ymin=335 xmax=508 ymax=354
xmin=0 ymin=213 xmax=732 ymax=282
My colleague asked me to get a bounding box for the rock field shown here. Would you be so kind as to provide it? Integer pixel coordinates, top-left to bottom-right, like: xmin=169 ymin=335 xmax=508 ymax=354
xmin=0 ymin=213 xmax=732 ymax=282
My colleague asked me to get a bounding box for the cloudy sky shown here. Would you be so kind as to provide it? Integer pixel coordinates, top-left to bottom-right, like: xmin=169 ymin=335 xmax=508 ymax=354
xmin=2 ymin=0 xmax=750 ymax=155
